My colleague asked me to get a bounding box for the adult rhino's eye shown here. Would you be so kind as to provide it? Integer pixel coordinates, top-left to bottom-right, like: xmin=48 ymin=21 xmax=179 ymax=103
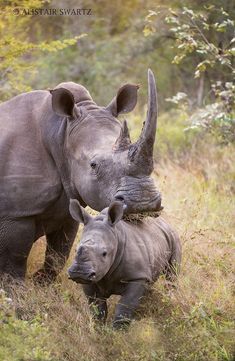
xmin=90 ymin=161 xmax=97 ymax=169
xmin=102 ymin=251 xmax=107 ymax=257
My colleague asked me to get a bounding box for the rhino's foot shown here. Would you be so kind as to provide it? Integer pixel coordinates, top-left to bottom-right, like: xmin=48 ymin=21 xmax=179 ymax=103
xmin=112 ymin=317 xmax=131 ymax=330
xmin=164 ymin=279 xmax=177 ymax=290
xmin=0 ymin=274 xmax=26 ymax=299
xmin=89 ymin=299 xmax=108 ymax=324
xmin=113 ymin=280 xmax=147 ymax=331
xmin=92 ymin=310 xmax=107 ymax=324
xmin=32 ymin=268 xmax=57 ymax=286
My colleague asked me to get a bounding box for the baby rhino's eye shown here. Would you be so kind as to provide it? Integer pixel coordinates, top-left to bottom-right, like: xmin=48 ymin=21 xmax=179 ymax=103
xmin=90 ymin=161 xmax=97 ymax=169
xmin=102 ymin=251 xmax=107 ymax=257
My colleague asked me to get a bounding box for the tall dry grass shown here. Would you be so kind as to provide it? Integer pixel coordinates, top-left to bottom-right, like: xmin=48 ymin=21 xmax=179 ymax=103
xmin=1 ymin=143 xmax=235 ymax=361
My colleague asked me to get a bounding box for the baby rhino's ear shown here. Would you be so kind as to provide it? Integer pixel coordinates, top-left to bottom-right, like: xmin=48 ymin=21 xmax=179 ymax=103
xmin=69 ymin=199 xmax=91 ymax=225
xmin=107 ymin=201 xmax=124 ymax=226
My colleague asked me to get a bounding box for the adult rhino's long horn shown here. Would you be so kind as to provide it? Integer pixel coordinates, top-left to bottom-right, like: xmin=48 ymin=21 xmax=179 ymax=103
xmin=128 ymin=69 xmax=158 ymax=174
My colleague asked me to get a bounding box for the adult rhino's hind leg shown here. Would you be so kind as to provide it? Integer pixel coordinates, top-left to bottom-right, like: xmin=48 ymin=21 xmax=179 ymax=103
xmin=0 ymin=217 xmax=36 ymax=281
xmin=33 ymin=217 xmax=78 ymax=284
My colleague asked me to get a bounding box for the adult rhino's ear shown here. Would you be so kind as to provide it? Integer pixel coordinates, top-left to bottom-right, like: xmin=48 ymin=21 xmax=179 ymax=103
xmin=106 ymin=84 xmax=139 ymax=117
xmin=50 ymin=88 xmax=75 ymax=118
xmin=107 ymin=201 xmax=124 ymax=226
xmin=69 ymin=199 xmax=91 ymax=225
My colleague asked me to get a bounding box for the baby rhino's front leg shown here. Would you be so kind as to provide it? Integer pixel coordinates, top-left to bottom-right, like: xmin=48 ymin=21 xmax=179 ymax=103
xmin=82 ymin=284 xmax=108 ymax=322
xmin=113 ymin=281 xmax=147 ymax=329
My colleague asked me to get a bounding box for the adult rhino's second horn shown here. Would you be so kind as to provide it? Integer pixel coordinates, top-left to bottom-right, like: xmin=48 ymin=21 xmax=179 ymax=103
xmin=113 ymin=119 xmax=131 ymax=151
xmin=128 ymin=69 xmax=158 ymax=175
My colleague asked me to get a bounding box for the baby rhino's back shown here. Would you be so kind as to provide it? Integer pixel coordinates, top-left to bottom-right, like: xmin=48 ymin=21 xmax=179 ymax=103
xmin=121 ymin=216 xmax=181 ymax=283
xmin=141 ymin=216 xmax=181 ymax=281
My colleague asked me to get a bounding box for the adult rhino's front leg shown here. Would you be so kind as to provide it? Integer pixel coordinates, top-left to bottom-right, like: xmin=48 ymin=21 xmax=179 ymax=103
xmin=33 ymin=216 xmax=78 ymax=284
xmin=0 ymin=217 xmax=36 ymax=282
xmin=113 ymin=281 xmax=147 ymax=330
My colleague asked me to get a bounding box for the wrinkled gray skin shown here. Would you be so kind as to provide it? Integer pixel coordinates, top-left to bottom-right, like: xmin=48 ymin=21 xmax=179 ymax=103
xmin=68 ymin=199 xmax=181 ymax=329
xmin=0 ymin=70 xmax=162 ymax=282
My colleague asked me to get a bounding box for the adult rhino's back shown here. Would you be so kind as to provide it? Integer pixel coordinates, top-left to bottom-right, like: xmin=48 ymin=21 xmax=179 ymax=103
xmin=0 ymin=91 xmax=62 ymax=217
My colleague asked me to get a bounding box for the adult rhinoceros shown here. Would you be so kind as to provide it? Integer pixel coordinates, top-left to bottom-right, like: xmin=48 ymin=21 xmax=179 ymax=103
xmin=0 ymin=69 xmax=161 ymax=281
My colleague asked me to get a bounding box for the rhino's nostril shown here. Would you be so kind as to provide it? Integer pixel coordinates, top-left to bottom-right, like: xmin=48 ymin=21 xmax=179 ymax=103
xmin=115 ymin=195 xmax=125 ymax=202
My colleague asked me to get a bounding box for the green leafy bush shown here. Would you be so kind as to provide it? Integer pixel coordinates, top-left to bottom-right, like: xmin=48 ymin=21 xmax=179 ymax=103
xmin=0 ymin=0 xmax=84 ymax=100
xmin=144 ymin=3 xmax=235 ymax=144
xmin=0 ymin=289 xmax=54 ymax=361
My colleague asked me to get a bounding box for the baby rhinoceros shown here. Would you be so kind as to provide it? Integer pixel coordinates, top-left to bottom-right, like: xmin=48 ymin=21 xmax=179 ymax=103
xmin=68 ymin=199 xmax=181 ymax=329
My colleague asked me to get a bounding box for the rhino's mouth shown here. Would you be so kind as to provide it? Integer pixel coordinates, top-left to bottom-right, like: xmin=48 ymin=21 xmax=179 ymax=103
xmin=113 ymin=176 xmax=162 ymax=214
xmin=123 ymin=207 xmax=163 ymax=223
xmin=68 ymin=269 xmax=96 ymax=284
xmin=68 ymin=276 xmax=92 ymax=284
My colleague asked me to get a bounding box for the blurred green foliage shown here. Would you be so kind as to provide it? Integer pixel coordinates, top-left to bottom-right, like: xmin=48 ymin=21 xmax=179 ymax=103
xmin=1 ymin=0 xmax=234 ymax=144
xmin=145 ymin=2 xmax=235 ymax=143
xmin=0 ymin=289 xmax=53 ymax=361
xmin=0 ymin=0 xmax=83 ymax=99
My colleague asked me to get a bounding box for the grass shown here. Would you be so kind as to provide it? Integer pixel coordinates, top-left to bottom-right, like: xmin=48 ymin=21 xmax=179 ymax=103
xmin=1 ymin=141 xmax=235 ymax=361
